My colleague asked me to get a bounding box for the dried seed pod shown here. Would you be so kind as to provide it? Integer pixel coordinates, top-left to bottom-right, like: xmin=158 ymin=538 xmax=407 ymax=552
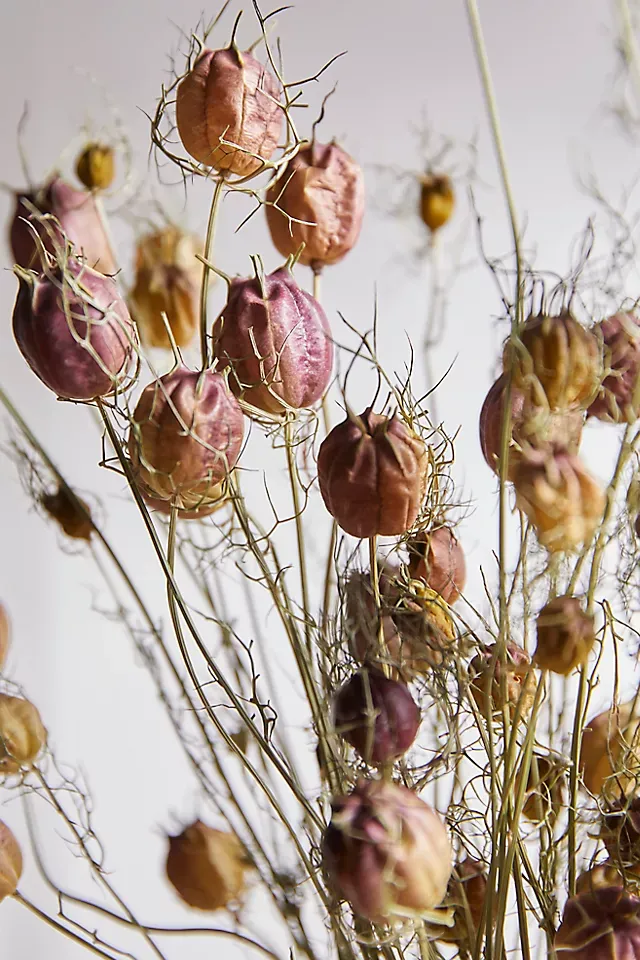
xmin=504 ymin=312 xmax=602 ymax=411
xmin=516 ymin=755 xmax=565 ymax=823
xmin=575 ymin=864 xmax=624 ymax=896
xmin=555 ymin=885 xmax=640 ymax=958
xmin=10 ymin=175 xmax=115 ymax=274
xmin=41 ymin=486 xmax=93 ymax=541
xmin=579 ymin=699 xmax=640 ymax=797
xmin=534 ymin=595 xmax=596 ymax=675
xmin=407 ymin=526 xmax=466 ymax=604
xmin=0 ymin=821 xmax=22 ymax=900
xmin=318 ymin=409 xmax=429 ymax=538
xmin=213 ymin=264 xmax=333 ymax=414
xmin=129 ymin=226 xmax=203 ymax=349
xmin=0 ymin=606 xmax=10 ymax=672
xmin=0 ymin=695 xmax=47 ymax=774
xmin=601 ymin=798 xmax=640 ymax=879
xmin=166 ymin=820 xmax=248 ymax=911
xmin=176 ymin=46 xmax=282 ymax=176
xmin=332 ymin=668 xmax=420 ymax=764
xmin=513 ymin=447 xmax=605 ymax=553
xmin=265 ymin=141 xmax=365 ymax=271
xmin=469 ymin=642 xmax=536 ymax=718
xmin=75 ymin=143 xmax=116 ymax=191
xmin=322 ymin=779 xmax=452 ymax=922
xmin=588 ymin=312 xmax=640 ymax=424
xmin=128 ymin=367 xmax=244 ymax=510
xmin=141 ymin=481 xmax=227 ymax=520
xmin=419 ymin=173 xmax=455 ymax=232
xmin=479 ymin=374 xmax=584 ymax=481
xmin=429 ymin=858 xmax=489 ymax=946
xmin=12 ymin=258 xmax=134 ymax=401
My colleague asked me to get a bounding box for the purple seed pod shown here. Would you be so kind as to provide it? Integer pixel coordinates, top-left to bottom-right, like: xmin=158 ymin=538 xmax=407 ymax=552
xmin=213 ymin=264 xmax=333 ymax=414
xmin=128 ymin=367 xmax=244 ymax=510
xmin=555 ymin=885 xmax=640 ymax=958
xmin=12 ymin=258 xmax=134 ymax=400
xmin=588 ymin=313 xmax=640 ymax=424
xmin=10 ymin=175 xmax=116 ymax=274
xmin=322 ymin=778 xmax=452 ymax=922
xmin=332 ymin=669 xmax=420 ymax=764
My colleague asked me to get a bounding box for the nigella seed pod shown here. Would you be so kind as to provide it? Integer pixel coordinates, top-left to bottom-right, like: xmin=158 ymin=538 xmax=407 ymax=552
xmin=176 ymin=46 xmax=282 ymax=176
xmin=0 ymin=605 xmax=10 ymax=673
xmin=213 ymin=265 xmax=333 ymax=414
xmin=469 ymin=642 xmax=536 ymax=718
xmin=128 ymin=367 xmax=244 ymax=510
xmin=141 ymin=481 xmax=227 ymax=521
xmin=318 ymin=409 xmax=429 ymax=538
xmin=601 ymin=798 xmax=640 ymax=881
xmin=0 ymin=821 xmax=22 ymax=901
xmin=513 ymin=447 xmax=605 ymax=553
xmin=555 ymin=885 xmax=640 ymax=958
xmin=322 ymin=779 xmax=452 ymax=922
xmin=75 ymin=143 xmax=116 ymax=192
xmin=429 ymin=858 xmax=490 ymax=946
xmin=265 ymin=141 xmax=365 ymax=271
xmin=588 ymin=312 xmax=640 ymax=424
xmin=419 ymin=173 xmax=455 ymax=233
xmin=579 ymin=699 xmax=640 ymax=797
xmin=166 ymin=820 xmax=249 ymax=911
xmin=12 ymin=258 xmax=134 ymax=401
xmin=516 ymin=755 xmax=565 ymax=823
xmin=534 ymin=595 xmax=596 ymax=675
xmin=0 ymin=695 xmax=47 ymax=774
xmin=332 ymin=668 xmax=420 ymax=764
xmin=407 ymin=526 xmax=466 ymax=604
xmin=576 ymin=864 xmax=624 ymax=896
xmin=41 ymin=486 xmax=93 ymax=541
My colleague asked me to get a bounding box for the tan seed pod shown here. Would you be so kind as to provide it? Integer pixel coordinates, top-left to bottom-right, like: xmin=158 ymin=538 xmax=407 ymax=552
xmin=75 ymin=143 xmax=115 ymax=191
xmin=41 ymin=487 xmax=93 ymax=541
xmin=165 ymin=820 xmax=248 ymax=911
xmin=469 ymin=642 xmax=536 ymax=718
xmin=579 ymin=699 xmax=640 ymax=797
xmin=0 ymin=695 xmax=47 ymax=774
xmin=419 ymin=173 xmax=455 ymax=232
xmin=534 ymin=595 xmax=596 ymax=675
xmin=575 ymin=863 xmax=624 ymax=896
xmin=428 ymin=857 xmax=489 ymax=946
xmin=0 ymin=821 xmax=22 ymax=900
xmin=0 ymin=605 xmax=10 ymax=672
xmin=601 ymin=798 xmax=640 ymax=882
xmin=516 ymin=755 xmax=565 ymax=823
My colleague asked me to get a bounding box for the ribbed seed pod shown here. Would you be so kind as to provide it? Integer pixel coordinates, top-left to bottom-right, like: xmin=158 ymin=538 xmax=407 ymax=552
xmin=588 ymin=312 xmax=640 ymax=424
xmin=407 ymin=526 xmax=466 ymax=604
xmin=332 ymin=668 xmax=420 ymax=764
xmin=469 ymin=642 xmax=536 ymax=718
xmin=534 ymin=595 xmax=596 ymax=675
xmin=166 ymin=820 xmax=248 ymax=910
xmin=428 ymin=858 xmax=489 ymax=946
xmin=0 ymin=821 xmax=22 ymax=900
xmin=555 ymin=885 xmax=640 ymax=958
xmin=579 ymin=699 xmax=640 ymax=797
xmin=0 ymin=695 xmax=47 ymax=774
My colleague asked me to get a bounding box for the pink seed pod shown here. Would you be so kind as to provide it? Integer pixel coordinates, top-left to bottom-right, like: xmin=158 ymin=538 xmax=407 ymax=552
xmin=534 ymin=595 xmax=596 ymax=675
xmin=322 ymin=778 xmax=452 ymax=922
xmin=213 ymin=265 xmax=333 ymax=414
xmin=318 ymin=409 xmax=429 ymax=538
xmin=265 ymin=141 xmax=365 ymax=271
xmin=10 ymin=175 xmax=116 ymax=274
xmin=332 ymin=668 xmax=420 ymax=764
xmin=580 ymin=699 xmax=640 ymax=798
xmin=140 ymin=480 xmax=227 ymax=521
xmin=407 ymin=526 xmax=466 ymax=604
xmin=0 ymin=821 xmax=22 ymax=901
xmin=469 ymin=641 xmax=536 ymax=718
xmin=128 ymin=367 xmax=244 ymax=510
xmin=166 ymin=820 xmax=249 ymax=911
xmin=12 ymin=258 xmax=134 ymax=401
xmin=555 ymin=885 xmax=640 ymax=958
xmin=176 ymin=46 xmax=282 ymax=176
xmin=588 ymin=312 xmax=640 ymax=424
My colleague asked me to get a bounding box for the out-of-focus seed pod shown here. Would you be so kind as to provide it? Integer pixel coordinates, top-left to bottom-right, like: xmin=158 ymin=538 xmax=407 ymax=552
xmin=10 ymin=175 xmax=116 ymax=274
xmin=265 ymin=141 xmax=365 ymax=271
xmin=128 ymin=367 xmax=244 ymax=510
xmin=12 ymin=258 xmax=134 ymax=401
xmin=601 ymin=798 xmax=640 ymax=884
xmin=504 ymin=312 xmax=602 ymax=411
xmin=469 ymin=642 xmax=536 ymax=718
xmin=75 ymin=143 xmax=116 ymax=192
xmin=176 ymin=46 xmax=282 ymax=176
xmin=332 ymin=668 xmax=420 ymax=764
xmin=575 ymin=864 xmax=624 ymax=896
xmin=419 ymin=173 xmax=455 ymax=233
xmin=41 ymin=486 xmax=93 ymax=541
xmin=322 ymin=779 xmax=452 ymax=922
xmin=318 ymin=409 xmax=429 ymax=538
xmin=534 ymin=595 xmax=596 ymax=675
xmin=166 ymin=820 xmax=248 ymax=911
xmin=588 ymin=313 xmax=640 ymax=424
xmin=407 ymin=526 xmax=466 ymax=604
xmin=141 ymin=481 xmax=227 ymax=520
xmin=579 ymin=699 xmax=640 ymax=797
xmin=129 ymin=226 xmax=203 ymax=349
xmin=516 ymin=755 xmax=565 ymax=823
xmin=428 ymin=858 xmax=489 ymax=946
xmin=0 ymin=821 xmax=22 ymax=900
xmin=0 ymin=606 xmax=10 ymax=673
xmin=555 ymin=885 xmax=640 ymax=958
xmin=0 ymin=695 xmax=46 ymax=774
xmin=513 ymin=447 xmax=605 ymax=553
xmin=213 ymin=265 xmax=333 ymax=414
xmin=479 ymin=374 xmax=584 ymax=481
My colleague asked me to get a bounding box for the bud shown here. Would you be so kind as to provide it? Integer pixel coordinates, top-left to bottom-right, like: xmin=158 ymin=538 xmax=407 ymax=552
xmin=12 ymin=258 xmax=134 ymax=401
xmin=166 ymin=820 xmax=248 ymax=911
xmin=176 ymin=47 xmax=282 ymax=176
xmin=534 ymin=595 xmax=596 ymax=675
xmin=129 ymin=226 xmax=203 ymax=349
xmin=588 ymin=312 xmax=640 ymax=424
xmin=41 ymin=486 xmax=93 ymax=541
xmin=429 ymin=858 xmax=488 ymax=946
xmin=265 ymin=141 xmax=365 ymax=271
xmin=0 ymin=695 xmax=47 ymax=774
xmin=322 ymin=779 xmax=452 ymax=922
xmin=555 ymin=885 xmax=640 ymax=958
xmin=505 ymin=312 xmax=602 ymax=411
xmin=332 ymin=668 xmax=420 ymax=764
xmin=318 ymin=409 xmax=429 ymax=538
xmin=0 ymin=821 xmax=22 ymax=900
xmin=469 ymin=642 xmax=536 ymax=718
xmin=579 ymin=699 xmax=640 ymax=797
xmin=601 ymin=798 xmax=640 ymax=880
xmin=513 ymin=447 xmax=605 ymax=553
xmin=0 ymin=605 xmax=10 ymax=673
xmin=419 ymin=173 xmax=455 ymax=233
xmin=141 ymin=481 xmax=227 ymax=520
xmin=10 ymin=175 xmax=115 ymax=274
xmin=213 ymin=265 xmax=333 ymax=414
xmin=407 ymin=526 xmax=466 ymax=604
xmin=128 ymin=367 xmax=244 ymax=510
xmin=75 ymin=143 xmax=116 ymax=191
xmin=516 ymin=755 xmax=565 ymax=823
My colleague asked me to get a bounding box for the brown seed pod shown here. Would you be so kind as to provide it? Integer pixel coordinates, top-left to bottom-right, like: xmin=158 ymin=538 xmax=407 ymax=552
xmin=265 ymin=141 xmax=365 ymax=271
xmin=0 ymin=821 xmax=22 ymax=900
xmin=75 ymin=143 xmax=116 ymax=191
xmin=141 ymin=481 xmax=227 ymax=520
xmin=469 ymin=642 xmax=536 ymax=718
xmin=407 ymin=526 xmax=466 ymax=604
xmin=0 ymin=695 xmax=47 ymax=774
xmin=317 ymin=409 xmax=429 ymax=538
xmin=575 ymin=864 xmax=624 ymax=896
xmin=601 ymin=798 xmax=640 ymax=882
xmin=588 ymin=312 xmax=640 ymax=424
xmin=419 ymin=173 xmax=455 ymax=232
xmin=516 ymin=755 xmax=565 ymax=823
xmin=579 ymin=699 xmax=640 ymax=797
xmin=41 ymin=486 xmax=93 ymax=541
xmin=429 ymin=858 xmax=489 ymax=946
xmin=555 ymin=884 xmax=640 ymax=958
xmin=534 ymin=595 xmax=596 ymax=675
xmin=0 ymin=605 xmax=10 ymax=672
xmin=165 ymin=820 xmax=248 ymax=911
xmin=176 ymin=46 xmax=282 ymax=176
